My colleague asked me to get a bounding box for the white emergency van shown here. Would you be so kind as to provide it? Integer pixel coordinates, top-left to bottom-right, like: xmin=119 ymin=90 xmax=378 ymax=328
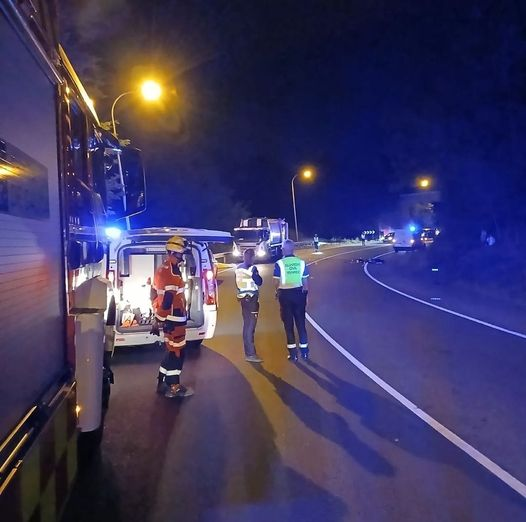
xmin=393 ymin=228 xmax=419 ymax=252
xmin=108 ymin=227 xmax=231 ymax=348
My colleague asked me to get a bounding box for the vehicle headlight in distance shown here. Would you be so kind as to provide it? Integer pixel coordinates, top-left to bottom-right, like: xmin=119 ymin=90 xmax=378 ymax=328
xmin=257 ymin=245 xmax=266 ymax=257
xmin=410 ymin=239 xmax=415 ymax=244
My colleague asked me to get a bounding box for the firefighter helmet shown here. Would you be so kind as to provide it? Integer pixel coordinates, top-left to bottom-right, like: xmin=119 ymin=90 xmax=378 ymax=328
xmin=166 ymin=235 xmax=186 ymax=254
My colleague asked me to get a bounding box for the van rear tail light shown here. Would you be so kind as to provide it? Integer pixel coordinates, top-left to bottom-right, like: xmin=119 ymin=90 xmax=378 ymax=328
xmin=203 ymin=269 xmax=216 ymax=305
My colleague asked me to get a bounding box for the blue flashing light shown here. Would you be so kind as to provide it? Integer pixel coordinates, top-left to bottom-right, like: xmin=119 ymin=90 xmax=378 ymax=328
xmin=409 ymin=224 xmax=417 ymax=233
xmin=105 ymin=227 xmax=122 ymax=240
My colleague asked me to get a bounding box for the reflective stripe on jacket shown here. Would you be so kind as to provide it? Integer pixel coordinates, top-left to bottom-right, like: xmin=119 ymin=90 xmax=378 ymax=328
xmin=152 ymin=262 xmax=187 ymax=324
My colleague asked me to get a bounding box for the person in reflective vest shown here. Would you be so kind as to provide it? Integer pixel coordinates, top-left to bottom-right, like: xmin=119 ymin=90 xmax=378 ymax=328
xmin=235 ymin=248 xmax=263 ymax=363
xmin=150 ymin=235 xmax=194 ymax=398
xmin=313 ymin=234 xmax=319 ymax=251
xmin=273 ymin=239 xmax=310 ymax=361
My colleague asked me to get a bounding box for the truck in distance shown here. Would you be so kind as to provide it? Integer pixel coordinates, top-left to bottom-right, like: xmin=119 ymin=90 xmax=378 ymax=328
xmin=232 ymin=217 xmax=288 ymax=261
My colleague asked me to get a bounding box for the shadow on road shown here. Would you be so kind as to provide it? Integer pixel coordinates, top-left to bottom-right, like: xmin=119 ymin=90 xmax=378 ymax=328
xmin=298 ymin=361 xmax=526 ymax=507
xmin=62 ymin=345 xmax=348 ymax=522
xmin=254 ymin=365 xmax=396 ymax=477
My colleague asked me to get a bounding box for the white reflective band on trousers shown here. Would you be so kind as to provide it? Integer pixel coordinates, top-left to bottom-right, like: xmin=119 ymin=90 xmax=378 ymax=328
xmin=159 ymin=367 xmax=182 ymax=376
xmin=287 ymin=344 xmax=297 ymax=349
xmin=299 ymin=343 xmax=308 ymax=348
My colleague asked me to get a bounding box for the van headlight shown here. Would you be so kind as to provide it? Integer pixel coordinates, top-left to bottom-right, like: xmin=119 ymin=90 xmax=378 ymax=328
xmin=233 ymin=244 xmax=241 ymax=256
xmin=256 ymin=245 xmax=266 ymax=257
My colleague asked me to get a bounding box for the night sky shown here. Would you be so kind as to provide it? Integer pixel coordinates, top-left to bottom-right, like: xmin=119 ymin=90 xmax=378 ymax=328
xmin=61 ymin=0 xmax=526 ymax=238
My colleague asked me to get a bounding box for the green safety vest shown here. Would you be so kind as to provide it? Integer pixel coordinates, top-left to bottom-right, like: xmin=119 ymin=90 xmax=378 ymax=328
xmin=276 ymin=256 xmax=306 ymax=289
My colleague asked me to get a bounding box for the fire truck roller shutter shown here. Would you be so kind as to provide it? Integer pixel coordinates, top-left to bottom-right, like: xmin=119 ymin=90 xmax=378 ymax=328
xmin=0 ymin=13 xmax=66 ymax=444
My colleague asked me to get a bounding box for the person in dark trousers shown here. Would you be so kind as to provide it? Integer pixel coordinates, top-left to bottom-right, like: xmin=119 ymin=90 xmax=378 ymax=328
xmin=150 ymin=236 xmax=194 ymax=398
xmin=313 ymin=234 xmax=319 ymax=251
xmin=273 ymin=239 xmax=310 ymax=361
xmin=235 ymin=248 xmax=263 ymax=363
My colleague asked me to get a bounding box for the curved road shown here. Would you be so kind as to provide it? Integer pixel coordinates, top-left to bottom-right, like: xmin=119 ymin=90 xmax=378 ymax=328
xmin=62 ymin=244 xmax=526 ymax=522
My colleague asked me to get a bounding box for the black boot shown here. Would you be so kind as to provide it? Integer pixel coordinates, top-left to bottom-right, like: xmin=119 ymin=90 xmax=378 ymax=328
xmin=287 ymin=348 xmax=298 ymax=361
xmin=300 ymin=347 xmax=310 ymax=360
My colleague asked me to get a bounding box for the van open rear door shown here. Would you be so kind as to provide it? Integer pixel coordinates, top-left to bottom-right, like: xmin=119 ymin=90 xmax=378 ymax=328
xmin=112 ymin=228 xmax=232 ymax=345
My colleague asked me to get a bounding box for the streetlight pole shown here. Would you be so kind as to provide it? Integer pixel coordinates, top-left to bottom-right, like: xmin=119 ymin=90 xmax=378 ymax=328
xmin=291 ymin=174 xmax=300 ymax=242
xmin=290 ymin=169 xmax=313 ymax=242
xmin=109 ymin=82 xmax=163 ymax=230
xmin=110 ymin=91 xmax=133 ymax=137
xmin=110 ymin=91 xmax=133 ymax=229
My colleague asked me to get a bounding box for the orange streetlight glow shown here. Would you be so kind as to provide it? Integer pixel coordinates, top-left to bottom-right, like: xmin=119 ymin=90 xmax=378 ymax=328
xmin=140 ymin=80 xmax=162 ymax=102
xmin=419 ymin=178 xmax=430 ymax=188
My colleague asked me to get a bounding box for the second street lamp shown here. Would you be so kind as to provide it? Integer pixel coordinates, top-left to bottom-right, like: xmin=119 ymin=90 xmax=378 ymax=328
xmin=291 ymin=168 xmax=314 ymax=242
xmin=416 ymin=176 xmax=432 ymax=190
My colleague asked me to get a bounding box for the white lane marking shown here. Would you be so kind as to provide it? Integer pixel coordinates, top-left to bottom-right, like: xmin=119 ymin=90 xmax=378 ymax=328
xmin=363 ymin=257 xmax=526 ymax=340
xmin=306 ymin=312 xmax=526 ymax=499
xmin=306 ymin=248 xmax=526 ymax=497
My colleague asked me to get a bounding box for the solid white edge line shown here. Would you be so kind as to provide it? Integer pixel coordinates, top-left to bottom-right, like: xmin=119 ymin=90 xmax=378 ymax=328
xmin=306 ymin=248 xmax=526 ymax=499
xmin=306 ymin=312 xmax=526 ymax=499
xmin=363 ymin=254 xmax=526 ymax=340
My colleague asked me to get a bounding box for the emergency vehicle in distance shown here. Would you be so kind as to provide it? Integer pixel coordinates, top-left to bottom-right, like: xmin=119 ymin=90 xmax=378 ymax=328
xmin=0 ymin=2 xmax=145 ymax=519
xmin=108 ymin=227 xmax=231 ymax=348
xmin=233 ymin=217 xmax=289 ymax=261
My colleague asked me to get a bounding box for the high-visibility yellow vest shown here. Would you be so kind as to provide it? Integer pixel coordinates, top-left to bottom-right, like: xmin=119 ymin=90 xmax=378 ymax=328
xmin=235 ymin=266 xmax=258 ymax=297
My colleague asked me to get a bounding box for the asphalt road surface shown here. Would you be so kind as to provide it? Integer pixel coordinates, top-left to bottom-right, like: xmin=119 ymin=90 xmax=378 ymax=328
xmin=62 ymin=244 xmax=526 ymax=522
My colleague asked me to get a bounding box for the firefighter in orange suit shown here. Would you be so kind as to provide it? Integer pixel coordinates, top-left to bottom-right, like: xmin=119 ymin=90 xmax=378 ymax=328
xmin=150 ymin=236 xmax=194 ymax=398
